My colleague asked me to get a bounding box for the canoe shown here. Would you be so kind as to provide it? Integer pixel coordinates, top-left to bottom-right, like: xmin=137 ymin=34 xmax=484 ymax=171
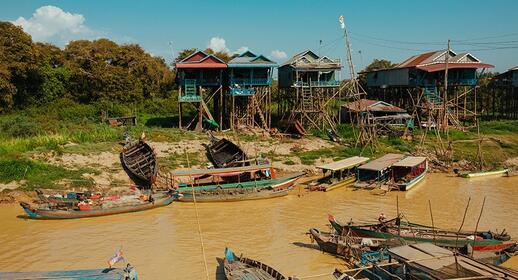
xmin=0 ymin=265 xmax=137 ymax=280
xmin=20 ymin=192 xmax=176 ymax=220
xmin=175 ymin=173 xmax=304 ymax=194
xmin=178 ymin=185 xmax=293 ymax=202
xmin=120 ymin=139 xmax=158 ymax=187
xmin=459 ymin=169 xmax=509 ymax=178
xmin=223 ymin=247 xmax=287 ymax=280
xmin=206 ymin=134 xmax=248 ymax=168
xmin=308 ymin=228 xmax=390 ymax=260
xmin=329 ymin=215 xmax=515 ymax=252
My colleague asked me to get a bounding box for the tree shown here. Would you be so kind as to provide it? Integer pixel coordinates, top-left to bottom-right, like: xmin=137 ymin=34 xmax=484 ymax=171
xmin=363 ymin=59 xmax=397 ymax=72
xmin=174 ymin=48 xmax=196 ymax=63
xmin=204 ymin=48 xmax=237 ymax=62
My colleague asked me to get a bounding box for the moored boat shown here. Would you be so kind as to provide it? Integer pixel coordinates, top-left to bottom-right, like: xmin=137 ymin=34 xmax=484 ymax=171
xmin=120 ymin=139 xmax=158 ymax=187
xmin=223 ymin=247 xmax=287 ymax=280
xmin=386 ymin=156 xmax=428 ymax=191
xmin=0 ymin=264 xmax=137 ymax=280
xmin=20 ymin=191 xmax=176 ymax=220
xmin=329 ymin=215 xmax=515 ymax=252
xmin=353 ymin=153 xmax=405 ymax=189
xmin=459 ymin=168 xmax=509 ymax=178
xmin=309 ymin=156 xmax=369 ymax=192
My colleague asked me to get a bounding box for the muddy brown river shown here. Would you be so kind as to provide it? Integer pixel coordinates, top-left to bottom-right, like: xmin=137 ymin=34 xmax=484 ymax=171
xmin=1 ymin=173 xmax=517 ymax=279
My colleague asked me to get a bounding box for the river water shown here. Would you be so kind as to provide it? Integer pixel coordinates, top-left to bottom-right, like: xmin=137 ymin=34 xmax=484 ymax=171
xmin=1 ymin=173 xmax=517 ymax=279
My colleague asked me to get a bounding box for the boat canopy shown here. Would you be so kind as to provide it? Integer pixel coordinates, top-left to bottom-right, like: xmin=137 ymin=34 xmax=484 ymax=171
xmin=316 ymin=156 xmax=369 ymax=171
xmin=393 ymin=156 xmax=427 ymax=167
xmin=171 ymin=164 xmax=271 ymax=177
xmin=358 ymin=153 xmax=405 ymax=171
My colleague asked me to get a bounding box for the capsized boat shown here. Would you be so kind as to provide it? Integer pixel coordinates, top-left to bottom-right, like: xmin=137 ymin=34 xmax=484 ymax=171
xmin=0 ymin=264 xmax=137 ymax=280
xmin=223 ymin=247 xmax=287 ymax=280
xmin=20 ymin=191 xmax=176 ymax=220
xmin=329 ymin=215 xmax=515 ymax=252
xmin=176 ymin=173 xmax=303 ymax=202
xmin=120 ymin=139 xmax=158 ymax=187
xmin=308 ymin=156 xmax=369 ymax=192
xmin=206 ymin=134 xmax=249 ymax=168
xmin=385 ymin=156 xmax=428 ymax=191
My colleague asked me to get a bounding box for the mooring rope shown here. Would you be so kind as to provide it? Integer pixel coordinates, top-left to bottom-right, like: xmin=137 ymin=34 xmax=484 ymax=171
xmin=186 ymin=151 xmax=210 ymax=280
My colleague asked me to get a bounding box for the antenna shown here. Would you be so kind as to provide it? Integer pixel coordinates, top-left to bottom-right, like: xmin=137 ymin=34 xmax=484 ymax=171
xmin=168 ymin=41 xmax=175 ymax=64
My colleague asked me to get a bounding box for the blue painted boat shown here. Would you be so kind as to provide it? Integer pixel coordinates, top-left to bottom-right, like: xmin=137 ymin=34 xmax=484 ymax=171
xmin=0 ymin=264 xmax=137 ymax=280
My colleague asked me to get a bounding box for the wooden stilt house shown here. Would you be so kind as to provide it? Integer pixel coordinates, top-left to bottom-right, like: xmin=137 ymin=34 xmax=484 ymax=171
xmin=175 ymin=50 xmax=226 ymax=130
xmin=226 ymin=51 xmax=276 ymax=129
xmin=486 ymin=66 xmax=518 ymax=119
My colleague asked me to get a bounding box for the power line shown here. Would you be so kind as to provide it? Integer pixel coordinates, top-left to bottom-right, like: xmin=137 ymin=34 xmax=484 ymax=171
xmin=350 ymin=35 xmax=430 ymax=52
xmin=350 ymin=32 xmax=444 ymax=45
xmin=452 ymin=32 xmax=518 ymax=42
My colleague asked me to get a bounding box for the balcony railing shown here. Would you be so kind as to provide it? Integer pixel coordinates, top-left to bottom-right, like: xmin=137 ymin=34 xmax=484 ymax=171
xmin=229 ymin=88 xmax=256 ymax=96
xmin=230 ymin=78 xmax=271 ymax=86
xmin=294 ymin=80 xmax=340 ymax=87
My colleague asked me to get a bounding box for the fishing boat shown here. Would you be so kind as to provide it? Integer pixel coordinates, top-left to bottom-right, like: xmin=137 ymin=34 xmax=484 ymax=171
xmin=353 ymin=153 xmax=405 ymax=189
xmin=120 ymin=139 xmax=158 ymax=187
xmin=170 ymin=164 xmax=275 ymax=187
xmin=0 ymin=264 xmax=137 ymax=280
xmin=329 ymin=215 xmax=515 ymax=252
xmin=20 ymin=191 xmax=176 ymax=220
xmin=223 ymin=247 xmax=287 ymax=280
xmin=308 ymin=156 xmax=369 ymax=192
xmin=206 ymin=134 xmax=249 ymax=168
xmin=176 ymin=173 xmax=303 ymax=202
xmin=458 ymin=168 xmax=509 ymax=178
xmin=385 ymin=156 xmax=428 ymax=191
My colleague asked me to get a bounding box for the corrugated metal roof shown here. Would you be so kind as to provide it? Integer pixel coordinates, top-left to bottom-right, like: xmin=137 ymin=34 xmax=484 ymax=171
xmin=393 ymin=156 xmax=427 ymax=167
xmin=342 ymin=99 xmax=406 ymax=113
xmin=389 ymin=243 xmax=454 ymax=270
xmin=280 ymin=50 xmax=341 ymax=69
xmin=316 ymin=156 xmax=369 ymax=171
xmin=417 ymin=62 xmax=494 ymax=72
xmin=358 ymin=153 xmax=405 ymax=171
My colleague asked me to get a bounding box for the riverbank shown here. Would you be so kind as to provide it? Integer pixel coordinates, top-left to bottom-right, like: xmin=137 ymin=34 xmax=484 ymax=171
xmin=1 ymin=100 xmax=518 ymax=203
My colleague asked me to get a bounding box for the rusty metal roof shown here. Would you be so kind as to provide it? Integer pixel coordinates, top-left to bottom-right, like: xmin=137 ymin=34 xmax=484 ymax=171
xmin=316 ymin=156 xmax=369 ymax=171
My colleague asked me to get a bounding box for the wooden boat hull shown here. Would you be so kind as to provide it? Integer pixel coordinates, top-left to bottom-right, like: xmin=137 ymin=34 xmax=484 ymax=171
xmin=329 ymin=218 xmax=514 ymax=252
xmin=206 ymin=136 xmax=248 ymax=168
xmin=120 ymin=140 xmax=158 ymax=187
xmin=178 ymin=186 xmax=292 ymax=202
xmin=311 ymin=175 xmax=356 ymax=192
xmin=176 ymin=173 xmax=303 ymax=194
xmin=223 ymin=248 xmax=287 ymax=280
xmin=20 ymin=193 xmax=176 ymax=220
xmin=0 ymin=266 xmax=137 ymax=280
xmin=398 ymin=168 xmax=427 ymax=191
xmin=460 ymin=169 xmax=509 ymax=178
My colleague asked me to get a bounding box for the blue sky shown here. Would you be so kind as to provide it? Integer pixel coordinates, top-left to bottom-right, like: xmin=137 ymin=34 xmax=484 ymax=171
xmin=2 ymin=0 xmax=518 ymax=74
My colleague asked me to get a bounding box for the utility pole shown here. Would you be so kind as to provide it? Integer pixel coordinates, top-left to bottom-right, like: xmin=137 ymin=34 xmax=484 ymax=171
xmin=443 ymin=39 xmax=450 ymax=131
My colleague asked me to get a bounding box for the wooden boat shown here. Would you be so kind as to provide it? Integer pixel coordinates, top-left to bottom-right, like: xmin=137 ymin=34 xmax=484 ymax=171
xmin=308 ymin=156 xmax=369 ymax=192
xmin=459 ymin=168 xmax=509 ymax=178
xmin=329 ymin=215 xmax=515 ymax=252
xmin=120 ymin=139 xmax=158 ymax=187
xmin=20 ymin=191 xmax=176 ymax=220
xmin=0 ymin=264 xmax=137 ymax=280
xmin=176 ymin=173 xmax=303 ymax=202
xmin=223 ymin=247 xmax=287 ymax=280
xmin=384 ymin=156 xmax=428 ymax=191
xmin=206 ymin=134 xmax=248 ymax=168
xmin=171 ymin=164 xmax=275 ymax=187
xmin=353 ymin=153 xmax=405 ymax=189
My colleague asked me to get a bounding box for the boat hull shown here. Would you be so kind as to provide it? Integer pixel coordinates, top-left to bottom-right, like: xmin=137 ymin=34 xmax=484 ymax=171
xmin=0 ymin=266 xmax=137 ymax=280
xmin=310 ymin=175 xmax=356 ymax=192
xmin=20 ymin=194 xmax=175 ymax=220
xmin=178 ymin=186 xmax=292 ymax=202
xmin=223 ymin=248 xmax=286 ymax=280
xmin=120 ymin=140 xmax=158 ymax=187
xmin=399 ymin=168 xmax=427 ymax=191
xmin=460 ymin=169 xmax=509 ymax=178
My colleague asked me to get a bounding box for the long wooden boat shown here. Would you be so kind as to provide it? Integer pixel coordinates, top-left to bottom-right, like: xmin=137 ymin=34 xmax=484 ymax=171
xmin=175 ymin=173 xmax=303 ymax=194
xmin=329 ymin=215 xmax=515 ymax=252
xmin=353 ymin=153 xmax=405 ymax=189
xmin=459 ymin=168 xmax=509 ymax=178
xmin=206 ymin=134 xmax=248 ymax=168
xmin=178 ymin=185 xmax=293 ymax=202
xmin=171 ymin=164 xmax=275 ymax=187
xmin=20 ymin=192 xmax=176 ymax=220
xmin=0 ymin=265 xmax=137 ymax=280
xmin=120 ymin=139 xmax=158 ymax=187
xmin=309 ymin=156 xmax=369 ymax=192
xmin=223 ymin=247 xmax=287 ymax=280
xmin=387 ymin=156 xmax=428 ymax=191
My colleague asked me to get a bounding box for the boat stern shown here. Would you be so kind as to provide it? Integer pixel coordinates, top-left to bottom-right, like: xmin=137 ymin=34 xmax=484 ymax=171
xmin=19 ymin=202 xmax=41 ymax=219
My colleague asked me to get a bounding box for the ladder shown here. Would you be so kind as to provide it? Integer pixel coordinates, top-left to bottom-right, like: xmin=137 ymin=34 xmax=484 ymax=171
xmin=301 ymin=86 xmax=313 ymax=111
xmin=423 ymin=86 xmax=442 ymax=106
xmin=251 ymin=95 xmax=267 ymax=129
xmin=184 ymin=79 xmax=198 ymax=100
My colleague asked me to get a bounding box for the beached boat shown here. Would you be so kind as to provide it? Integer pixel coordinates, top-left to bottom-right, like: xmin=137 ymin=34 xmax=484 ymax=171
xmin=120 ymin=139 xmax=158 ymax=187
xmin=308 ymin=156 xmax=369 ymax=192
xmin=385 ymin=156 xmax=428 ymax=191
xmin=459 ymin=168 xmax=509 ymax=178
xmin=176 ymin=173 xmax=303 ymax=202
xmin=329 ymin=215 xmax=515 ymax=252
xmin=353 ymin=153 xmax=405 ymax=189
xmin=0 ymin=265 xmax=138 ymax=280
xmin=206 ymin=134 xmax=248 ymax=168
xmin=20 ymin=191 xmax=176 ymax=220
xmin=223 ymin=247 xmax=287 ymax=280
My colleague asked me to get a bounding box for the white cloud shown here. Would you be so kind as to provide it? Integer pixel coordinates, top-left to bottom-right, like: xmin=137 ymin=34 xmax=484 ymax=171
xmin=12 ymin=5 xmax=97 ymax=46
xmin=208 ymin=36 xmax=230 ymax=53
xmin=234 ymin=46 xmax=249 ymax=54
xmin=270 ymin=50 xmax=287 ymax=60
